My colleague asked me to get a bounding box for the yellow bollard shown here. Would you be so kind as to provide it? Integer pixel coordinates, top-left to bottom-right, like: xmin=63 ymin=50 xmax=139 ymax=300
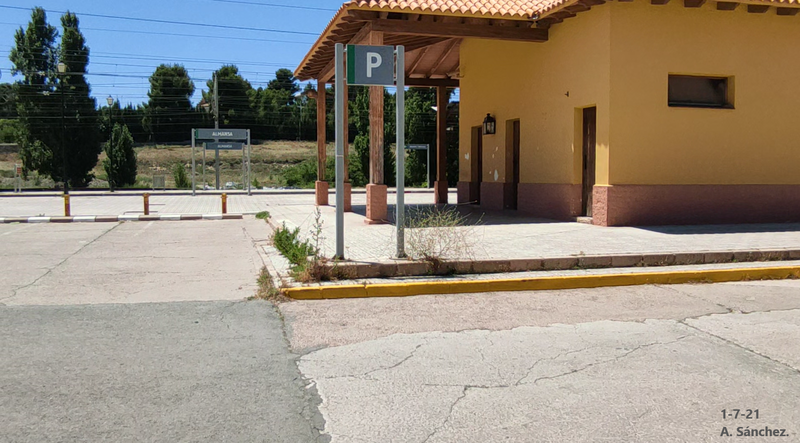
xmin=143 ymin=193 xmax=150 ymax=216
xmin=221 ymin=193 xmax=228 ymax=214
xmin=63 ymin=194 xmax=71 ymax=217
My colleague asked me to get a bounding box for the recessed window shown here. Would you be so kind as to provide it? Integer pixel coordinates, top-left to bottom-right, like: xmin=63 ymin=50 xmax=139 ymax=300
xmin=668 ymin=75 xmax=732 ymax=109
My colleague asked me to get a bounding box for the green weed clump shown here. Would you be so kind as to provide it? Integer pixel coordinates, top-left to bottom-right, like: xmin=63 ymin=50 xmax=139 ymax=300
xmin=255 ymin=211 xmax=270 ymax=220
xmin=272 ymin=224 xmax=317 ymax=269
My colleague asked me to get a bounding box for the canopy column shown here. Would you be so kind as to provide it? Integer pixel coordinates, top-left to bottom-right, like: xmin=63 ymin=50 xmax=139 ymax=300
xmin=365 ymin=30 xmax=388 ymax=224
xmin=343 ymin=81 xmax=352 ymax=212
xmin=434 ymin=85 xmax=449 ymax=204
xmin=315 ymin=79 xmax=329 ymax=206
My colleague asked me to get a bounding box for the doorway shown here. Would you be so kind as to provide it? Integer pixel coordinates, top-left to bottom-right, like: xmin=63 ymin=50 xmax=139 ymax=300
xmin=581 ymin=107 xmax=597 ymax=217
xmin=506 ymin=119 xmax=521 ymax=210
xmin=471 ymin=126 xmax=483 ymax=204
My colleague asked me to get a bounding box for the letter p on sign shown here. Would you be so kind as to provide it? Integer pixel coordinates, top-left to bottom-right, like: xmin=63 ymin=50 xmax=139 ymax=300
xmin=366 ymin=52 xmax=382 ymax=78
xmin=347 ymin=45 xmax=395 ymax=86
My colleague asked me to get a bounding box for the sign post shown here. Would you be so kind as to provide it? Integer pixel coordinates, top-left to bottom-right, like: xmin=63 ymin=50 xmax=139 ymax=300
xmin=335 ymin=43 xmax=346 ymax=259
xmin=14 ymin=164 xmax=22 ymax=193
xmin=344 ymin=44 xmax=406 ymax=258
xmin=395 ymin=46 xmax=406 ymax=258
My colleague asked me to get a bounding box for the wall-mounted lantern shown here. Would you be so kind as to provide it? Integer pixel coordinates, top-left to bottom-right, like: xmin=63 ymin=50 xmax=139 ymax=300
xmin=483 ymin=113 xmax=496 ymax=135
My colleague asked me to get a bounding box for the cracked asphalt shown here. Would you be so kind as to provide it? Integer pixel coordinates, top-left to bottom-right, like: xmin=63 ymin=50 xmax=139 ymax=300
xmin=0 ymin=220 xmax=326 ymax=443
xmin=282 ymin=281 xmax=800 ymax=442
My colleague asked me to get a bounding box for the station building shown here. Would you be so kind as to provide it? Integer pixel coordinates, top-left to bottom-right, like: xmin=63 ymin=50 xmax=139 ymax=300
xmin=295 ymin=0 xmax=800 ymax=226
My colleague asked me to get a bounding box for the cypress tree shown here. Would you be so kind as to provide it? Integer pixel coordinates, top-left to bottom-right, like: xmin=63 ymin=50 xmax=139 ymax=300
xmin=103 ymin=123 xmax=137 ymax=190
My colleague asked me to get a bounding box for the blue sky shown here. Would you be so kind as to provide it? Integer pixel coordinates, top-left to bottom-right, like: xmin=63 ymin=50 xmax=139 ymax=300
xmin=0 ymin=0 xmax=341 ymax=106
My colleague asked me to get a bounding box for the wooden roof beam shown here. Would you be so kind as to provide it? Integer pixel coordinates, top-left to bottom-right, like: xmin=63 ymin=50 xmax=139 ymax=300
xmin=370 ymin=18 xmax=548 ymax=42
xmin=777 ymin=7 xmax=800 ymax=15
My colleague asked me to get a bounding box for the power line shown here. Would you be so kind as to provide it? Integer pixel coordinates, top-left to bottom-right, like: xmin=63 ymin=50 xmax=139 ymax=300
xmin=0 ymin=5 xmax=320 ymax=36
xmin=208 ymin=0 xmax=337 ymax=12
xmin=0 ymin=21 xmax=314 ymax=45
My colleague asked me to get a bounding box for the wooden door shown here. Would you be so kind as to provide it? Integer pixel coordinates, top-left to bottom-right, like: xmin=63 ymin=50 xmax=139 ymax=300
xmin=510 ymin=120 xmax=521 ymax=210
xmin=582 ymin=107 xmax=597 ymax=217
xmin=471 ymin=126 xmax=483 ymax=204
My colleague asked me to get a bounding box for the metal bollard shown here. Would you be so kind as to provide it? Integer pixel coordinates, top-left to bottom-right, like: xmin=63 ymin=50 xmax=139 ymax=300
xmin=63 ymin=194 xmax=71 ymax=217
xmin=221 ymin=193 xmax=228 ymax=214
xmin=143 ymin=193 xmax=150 ymax=216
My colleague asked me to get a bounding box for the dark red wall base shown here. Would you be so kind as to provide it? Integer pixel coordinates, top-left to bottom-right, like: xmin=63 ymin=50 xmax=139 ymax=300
xmin=457 ymin=181 xmax=480 ymax=205
xmin=480 ymin=182 xmax=513 ymax=211
xmin=517 ymin=183 xmax=582 ymax=221
xmin=593 ymin=184 xmax=800 ymax=226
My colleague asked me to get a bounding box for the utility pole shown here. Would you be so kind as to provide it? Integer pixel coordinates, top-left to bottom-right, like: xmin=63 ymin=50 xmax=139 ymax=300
xmin=214 ymin=72 xmax=220 ymax=190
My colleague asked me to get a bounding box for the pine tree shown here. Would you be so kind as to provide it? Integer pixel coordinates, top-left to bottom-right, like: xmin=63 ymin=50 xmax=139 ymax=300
xmin=9 ymin=7 xmax=58 ymax=180
xmin=103 ymin=124 xmax=137 ymax=190
xmin=144 ymin=64 xmax=196 ymax=143
xmin=59 ymin=11 xmax=101 ymax=187
xmin=8 ymin=9 xmax=101 ymax=188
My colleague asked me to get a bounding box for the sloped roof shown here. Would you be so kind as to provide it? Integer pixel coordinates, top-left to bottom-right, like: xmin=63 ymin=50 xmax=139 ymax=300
xmin=350 ymin=0 xmax=547 ymax=18
xmin=351 ymin=0 xmax=800 ymax=18
xmin=296 ymin=0 xmax=800 ymax=80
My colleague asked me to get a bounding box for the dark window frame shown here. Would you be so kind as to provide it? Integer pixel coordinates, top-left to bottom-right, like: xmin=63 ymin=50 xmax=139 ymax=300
xmin=668 ymin=74 xmax=733 ymax=109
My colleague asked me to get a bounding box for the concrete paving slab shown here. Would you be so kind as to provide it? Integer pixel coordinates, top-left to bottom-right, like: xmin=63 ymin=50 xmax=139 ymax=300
xmin=298 ymin=318 xmax=800 ymax=443
xmin=0 ymin=219 xmax=269 ymax=306
xmin=687 ymin=309 xmax=800 ymax=371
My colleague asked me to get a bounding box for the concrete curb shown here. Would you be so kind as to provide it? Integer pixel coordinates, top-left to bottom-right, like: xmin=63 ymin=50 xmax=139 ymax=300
xmin=319 ymin=249 xmax=800 ymax=279
xmin=0 ymin=214 xmax=244 ymax=223
xmin=283 ymin=265 xmax=800 ymax=300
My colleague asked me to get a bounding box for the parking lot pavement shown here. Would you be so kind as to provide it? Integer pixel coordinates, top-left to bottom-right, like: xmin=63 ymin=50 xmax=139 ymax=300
xmin=0 ymin=301 xmax=324 ymax=443
xmin=0 ymin=219 xmax=265 ymax=305
xmin=283 ymin=281 xmax=800 ymax=442
xmin=0 ymin=218 xmax=327 ymax=443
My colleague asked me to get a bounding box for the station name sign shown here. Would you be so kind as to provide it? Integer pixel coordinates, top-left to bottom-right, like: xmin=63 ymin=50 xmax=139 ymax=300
xmin=205 ymin=142 xmax=244 ymax=151
xmin=195 ymin=128 xmax=248 ymax=140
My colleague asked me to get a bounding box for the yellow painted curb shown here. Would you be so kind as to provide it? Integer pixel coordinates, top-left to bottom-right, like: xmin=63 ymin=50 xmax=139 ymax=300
xmin=283 ymin=266 xmax=800 ymax=300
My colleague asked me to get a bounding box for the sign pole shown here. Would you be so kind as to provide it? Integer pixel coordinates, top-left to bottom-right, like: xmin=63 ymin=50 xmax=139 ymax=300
xmin=247 ymin=129 xmax=252 ymax=195
xmin=191 ymin=130 xmax=196 ymax=196
xmin=335 ymin=43 xmax=345 ymax=259
xmin=202 ymin=143 xmax=206 ymax=190
xmin=396 ymin=45 xmax=406 ymax=258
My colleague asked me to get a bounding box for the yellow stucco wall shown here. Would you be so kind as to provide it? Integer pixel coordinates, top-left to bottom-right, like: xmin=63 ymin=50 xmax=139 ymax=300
xmin=459 ymin=6 xmax=611 ymax=185
xmin=609 ymin=1 xmax=800 ymax=185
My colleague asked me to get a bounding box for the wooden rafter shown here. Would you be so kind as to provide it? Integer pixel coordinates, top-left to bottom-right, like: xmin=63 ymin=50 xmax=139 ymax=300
xmin=366 ymin=18 xmax=548 ymax=42
xmin=428 ymin=39 xmax=459 ymax=78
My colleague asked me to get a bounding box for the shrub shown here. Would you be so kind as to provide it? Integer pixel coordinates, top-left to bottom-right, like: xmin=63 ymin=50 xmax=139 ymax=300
xmin=0 ymin=119 xmax=20 ymax=143
xmin=272 ymin=224 xmax=316 ymax=268
xmin=405 ymin=206 xmax=480 ymax=267
xmin=172 ymin=163 xmax=190 ymax=189
xmin=102 ymin=123 xmax=137 ymax=190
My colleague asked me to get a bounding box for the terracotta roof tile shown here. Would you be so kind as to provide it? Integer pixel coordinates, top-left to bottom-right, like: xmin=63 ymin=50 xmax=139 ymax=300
xmin=349 ymin=0 xmax=799 ymax=17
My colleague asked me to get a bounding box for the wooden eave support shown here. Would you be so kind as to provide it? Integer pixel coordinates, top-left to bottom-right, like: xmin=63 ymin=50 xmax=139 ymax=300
xmin=777 ymin=7 xmax=800 ymax=15
xmin=369 ymin=18 xmax=548 ymax=42
xmin=716 ymin=2 xmax=738 ymax=10
xmin=747 ymin=4 xmax=770 ymax=13
xmin=651 ymin=0 xmax=670 ymax=5
xmin=684 ymin=0 xmax=705 ymax=8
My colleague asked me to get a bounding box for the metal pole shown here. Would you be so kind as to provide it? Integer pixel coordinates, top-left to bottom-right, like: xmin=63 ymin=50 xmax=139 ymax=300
xmin=396 ymin=45 xmax=406 ymax=258
xmin=247 ymin=129 xmax=252 ymax=195
xmin=334 ymin=43 xmax=345 ymax=259
xmin=202 ymin=143 xmax=206 ymax=190
xmin=427 ymin=146 xmax=431 ymax=188
xmin=191 ymin=130 xmax=196 ymax=196
xmin=214 ymin=72 xmax=220 ymax=190
xmin=61 ymin=73 xmax=68 ymax=195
